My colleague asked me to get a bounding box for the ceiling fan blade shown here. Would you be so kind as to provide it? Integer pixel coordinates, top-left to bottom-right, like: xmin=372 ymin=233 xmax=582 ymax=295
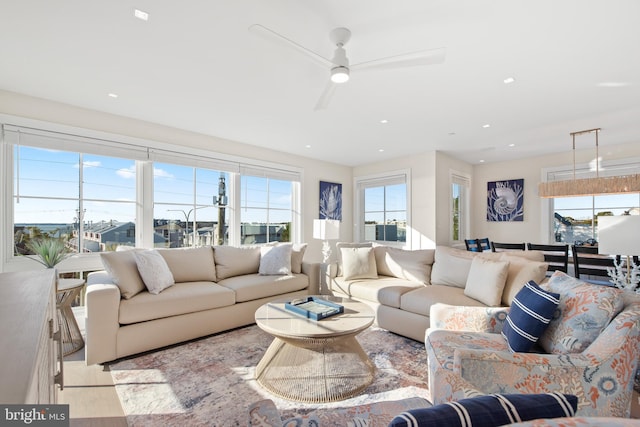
xmin=351 ymin=47 xmax=446 ymax=72
xmin=249 ymin=24 xmax=332 ymax=69
xmin=314 ymin=81 xmax=337 ymax=111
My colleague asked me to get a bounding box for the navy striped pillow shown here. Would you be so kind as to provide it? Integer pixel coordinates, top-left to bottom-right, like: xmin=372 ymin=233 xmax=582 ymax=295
xmin=502 ymin=280 xmax=560 ymax=352
xmin=388 ymin=393 xmax=577 ymax=427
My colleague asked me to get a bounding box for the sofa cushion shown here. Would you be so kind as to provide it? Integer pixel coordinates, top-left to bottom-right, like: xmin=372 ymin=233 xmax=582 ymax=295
xmin=218 ymin=273 xmax=309 ymax=303
xmin=389 ymin=393 xmax=577 ymax=427
xmin=464 ymin=257 xmax=510 ymax=306
xmin=341 ymin=246 xmax=378 ymax=280
xmin=539 ymin=271 xmax=625 ymax=354
xmin=431 ymin=246 xmax=476 ymax=288
xmin=502 ymin=280 xmax=560 ymax=352
xmin=401 ymin=285 xmax=486 ymax=317
xmin=214 ymin=245 xmax=261 ymax=280
xmin=134 ymin=250 xmax=175 ymax=294
xmin=118 ymin=282 xmax=236 ymax=324
xmin=259 ymin=243 xmax=292 ymax=275
xmin=291 ymin=243 xmax=307 ymax=274
xmin=332 ymin=276 xmax=424 ymax=308
xmin=374 ymin=246 xmax=435 ymax=284
xmin=500 ymin=254 xmax=549 ymax=306
xmin=336 ymin=242 xmax=373 ymax=276
xmin=158 ymin=246 xmax=217 ymax=283
xmin=100 ymin=250 xmax=146 ymax=299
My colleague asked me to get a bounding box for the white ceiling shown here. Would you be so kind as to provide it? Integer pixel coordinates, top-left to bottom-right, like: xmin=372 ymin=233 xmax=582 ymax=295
xmin=1 ymin=0 xmax=639 ymax=167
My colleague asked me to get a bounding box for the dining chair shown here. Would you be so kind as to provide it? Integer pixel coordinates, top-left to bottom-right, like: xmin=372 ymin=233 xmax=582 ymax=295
xmin=527 ymin=243 xmax=569 ymax=275
xmin=490 ymin=242 xmax=526 ymax=252
xmin=477 ymin=238 xmax=491 ymax=252
xmin=572 ymin=245 xmax=616 ymax=286
xmin=464 ymin=239 xmax=481 ymax=252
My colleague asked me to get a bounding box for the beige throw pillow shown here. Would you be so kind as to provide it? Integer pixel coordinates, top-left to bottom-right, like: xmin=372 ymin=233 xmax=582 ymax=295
xmin=100 ymin=250 xmax=146 ymax=299
xmin=341 ymin=247 xmax=378 ymax=280
xmin=291 ymin=243 xmax=307 ymax=274
xmin=464 ymin=257 xmax=510 ymax=306
xmin=500 ymin=254 xmax=549 ymax=305
xmin=430 ymin=246 xmax=476 ymax=288
xmin=336 ymin=242 xmax=373 ymax=277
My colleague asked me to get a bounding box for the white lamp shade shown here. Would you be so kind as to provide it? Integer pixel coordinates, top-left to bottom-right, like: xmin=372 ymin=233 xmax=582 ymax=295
xmin=313 ymin=219 xmax=340 ymax=240
xmin=597 ymin=215 xmax=640 ymax=256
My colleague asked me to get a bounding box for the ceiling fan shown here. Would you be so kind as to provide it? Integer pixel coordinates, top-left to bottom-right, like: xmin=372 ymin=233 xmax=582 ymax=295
xmin=249 ymin=24 xmax=446 ymax=110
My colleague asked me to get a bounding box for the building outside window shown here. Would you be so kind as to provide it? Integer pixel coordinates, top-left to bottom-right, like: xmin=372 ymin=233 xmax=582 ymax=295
xmin=451 ymin=172 xmax=470 ymax=244
xmin=240 ymin=175 xmax=293 ymax=244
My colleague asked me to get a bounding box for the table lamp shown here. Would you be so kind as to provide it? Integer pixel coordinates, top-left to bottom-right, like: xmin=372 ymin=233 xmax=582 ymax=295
xmin=597 ymin=215 xmax=640 ymax=291
xmin=313 ymin=219 xmax=340 ymax=263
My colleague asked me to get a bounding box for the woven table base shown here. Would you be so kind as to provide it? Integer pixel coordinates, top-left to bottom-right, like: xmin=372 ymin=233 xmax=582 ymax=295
xmin=256 ymin=334 xmax=375 ymax=403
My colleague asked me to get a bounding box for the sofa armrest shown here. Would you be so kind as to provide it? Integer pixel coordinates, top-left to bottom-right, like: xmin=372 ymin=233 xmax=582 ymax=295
xmin=430 ymin=303 xmax=509 ymax=333
xmin=301 ymin=262 xmax=320 ymax=295
xmin=85 ymin=279 xmax=121 ymax=365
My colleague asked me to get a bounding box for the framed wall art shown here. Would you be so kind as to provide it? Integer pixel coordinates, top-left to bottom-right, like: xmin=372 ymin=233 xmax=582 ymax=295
xmin=487 ymin=178 xmax=524 ymax=222
xmin=319 ymin=181 xmax=342 ymax=220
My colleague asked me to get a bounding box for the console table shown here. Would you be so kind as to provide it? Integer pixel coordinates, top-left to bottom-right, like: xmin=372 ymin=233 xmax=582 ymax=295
xmin=0 ymin=270 xmax=62 ymax=403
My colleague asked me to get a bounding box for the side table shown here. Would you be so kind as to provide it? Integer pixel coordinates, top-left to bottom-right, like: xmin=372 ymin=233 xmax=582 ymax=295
xmin=56 ymin=278 xmax=85 ymax=356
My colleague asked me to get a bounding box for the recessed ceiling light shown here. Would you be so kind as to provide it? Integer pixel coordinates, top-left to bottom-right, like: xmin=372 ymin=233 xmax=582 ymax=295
xmin=305 ymin=144 xmax=311 ymax=149
xmin=482 ymin=124 xmax=491 ymax=128
xmin=380 ymin=119 xmax=389 ymax=124
xmin=134 ymin=9 xmax=149 ymax=21
xmin=508 ymin=143 xmax=515 ymax=147
xmin=378 ymin=149 xmax=385 ymax=152
xmin=108 ymin=93 xmax=118 ymax=98
xmin=597 ymin=81 xmax=629 ymax=88
xmin=448 ymin=132 xmax=456 ymax=136
xmin=479 ymin=159 xmax=485 ymax=163
xmin=503 ymin=77 xmax=516 ymax=84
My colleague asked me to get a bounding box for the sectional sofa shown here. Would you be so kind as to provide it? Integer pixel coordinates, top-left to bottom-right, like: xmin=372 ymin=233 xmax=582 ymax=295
xmin=84 ymin=244 xmax=319 ymax=365
xmin=327 ymin=244 xmax=549 ymax=341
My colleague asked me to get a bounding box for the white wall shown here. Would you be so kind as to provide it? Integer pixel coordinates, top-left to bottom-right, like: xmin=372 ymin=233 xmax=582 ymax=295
xmin=472 ymin=141 xmax=640 ymax=245
xmin=0 ymin=90 xmax=352 ymax=264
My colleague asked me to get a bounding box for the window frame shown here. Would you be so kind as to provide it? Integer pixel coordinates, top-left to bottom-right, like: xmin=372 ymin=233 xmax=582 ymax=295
xmin=1 ymin=115 xmax=303 ymax=272
xmin=354 ymin=169 xmax=411 ymax=247
xmin=450 ymin=170 xmax=471 ymax=245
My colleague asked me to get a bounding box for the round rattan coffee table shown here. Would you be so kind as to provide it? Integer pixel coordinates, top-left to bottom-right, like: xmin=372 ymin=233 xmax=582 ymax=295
xmin=254 ymin=296 xmax=375 ymax=403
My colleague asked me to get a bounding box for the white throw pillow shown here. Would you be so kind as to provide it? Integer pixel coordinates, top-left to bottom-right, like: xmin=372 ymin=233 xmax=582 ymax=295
xmin=341 ymin=246 xmax=378 ymax=280
xmin=336 ymin=242 xmax=373 ymax=276
xmin=259 ymin=243 xmax=293 ymax=275
xmin=464 ymin=257 xmax=510 ymax=306
xmin=134 ymin=250 xmax=175 ymax=294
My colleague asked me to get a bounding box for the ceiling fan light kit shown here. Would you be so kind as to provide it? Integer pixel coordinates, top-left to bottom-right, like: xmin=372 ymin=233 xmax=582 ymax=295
xmin=330 ymin=66 xmax=350 ymax=83
xmin=538 ymin=128 xmax=640 ymax=198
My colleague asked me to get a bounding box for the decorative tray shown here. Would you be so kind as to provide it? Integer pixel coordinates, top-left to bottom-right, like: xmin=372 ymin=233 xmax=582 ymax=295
xmin=284 ymin=296 xmax=344 ymax=321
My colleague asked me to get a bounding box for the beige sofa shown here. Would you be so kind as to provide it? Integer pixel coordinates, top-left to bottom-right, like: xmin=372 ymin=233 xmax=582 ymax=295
xmin=328 ymin=244 xmax=548 ymax=341
xmin=85 ymin=244 xmax=319 ymax=365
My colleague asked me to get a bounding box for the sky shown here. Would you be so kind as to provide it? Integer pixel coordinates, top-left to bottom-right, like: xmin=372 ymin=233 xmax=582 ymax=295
xmin=14 ymin=146 xmax=293 ymax=225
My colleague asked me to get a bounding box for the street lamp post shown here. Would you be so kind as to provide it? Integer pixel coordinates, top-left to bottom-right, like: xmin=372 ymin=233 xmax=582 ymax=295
xmin=167 ymin=208 xmax=194 ymax=247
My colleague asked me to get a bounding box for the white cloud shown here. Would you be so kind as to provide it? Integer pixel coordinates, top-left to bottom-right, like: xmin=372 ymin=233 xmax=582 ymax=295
xmin=117 ymin=166 xmax=136 ymax=179
xmin=153 ymin=168 xmax=174 ymax=179
xmin=83 ymin=160 xmax=101 ymax=168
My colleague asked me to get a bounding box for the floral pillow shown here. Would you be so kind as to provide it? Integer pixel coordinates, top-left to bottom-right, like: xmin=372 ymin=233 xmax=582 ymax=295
xmin=539 ymin=271 xmax=625 ymax=354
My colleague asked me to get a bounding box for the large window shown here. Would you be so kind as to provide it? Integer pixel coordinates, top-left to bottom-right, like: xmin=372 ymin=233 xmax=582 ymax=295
xmin=13 ymin=146 xmax=137 ymax=254
xmin=544 ymin=159 xmax=640 ymax=245
xmin=356 ymin=172 xmax=408 ymax=244
xmin=2 ymin=123 xmax=301 ymax=270
xmin=154 ymin=163 xmax=230 ymax=248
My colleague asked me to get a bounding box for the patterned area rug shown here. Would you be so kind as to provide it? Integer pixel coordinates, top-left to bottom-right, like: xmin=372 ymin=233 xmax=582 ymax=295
xmin=109 ymin=325 xmax=430 ymax=426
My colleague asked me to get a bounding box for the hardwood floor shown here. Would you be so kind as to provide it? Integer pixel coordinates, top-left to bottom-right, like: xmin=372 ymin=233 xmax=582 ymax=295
xmin=61 ymin=308 xmax=640 ymax=424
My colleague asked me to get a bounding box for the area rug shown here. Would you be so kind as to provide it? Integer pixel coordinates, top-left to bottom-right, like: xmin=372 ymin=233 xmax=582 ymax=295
xmin=108 ymin=325 xmax=430 ymax=426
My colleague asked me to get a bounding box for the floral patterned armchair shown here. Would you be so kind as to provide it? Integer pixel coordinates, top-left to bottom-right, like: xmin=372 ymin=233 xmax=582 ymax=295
xmin=426 ymin=272 xmax=640 ymax=418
